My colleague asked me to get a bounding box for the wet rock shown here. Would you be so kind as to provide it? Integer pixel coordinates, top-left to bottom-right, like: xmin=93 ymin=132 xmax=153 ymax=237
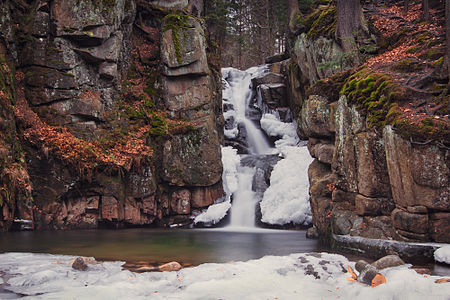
xmin=72 ymin=257 xmax=88 ymax=271
xmin=371 ymin=255 xmax=405 ymax=270
xmin=251 ymin=72 xmax=284 ymax=86
xmin=258 ymin=83 xmax=287 ymax=109
xmin=306 ymin=226 xmax=319 ymax=239
xmin=158 ymin=261 xmax=182 ymax=272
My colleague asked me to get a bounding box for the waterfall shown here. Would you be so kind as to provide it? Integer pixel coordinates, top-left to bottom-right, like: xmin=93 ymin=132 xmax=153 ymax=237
xmin=222 ymin=66 xmax=275 ymax=228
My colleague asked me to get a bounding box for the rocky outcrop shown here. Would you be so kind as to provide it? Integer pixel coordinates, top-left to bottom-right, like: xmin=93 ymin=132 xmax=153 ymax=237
xmin=0 ymin=0 xmax=224 ymax=230
xmin=295 ymin=92 xmax=449 ymax=244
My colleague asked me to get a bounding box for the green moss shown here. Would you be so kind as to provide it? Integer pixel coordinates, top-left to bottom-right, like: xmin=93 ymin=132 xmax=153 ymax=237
xmin=432 ymin=56 xmax=443 ymax=67
xmin=340 ymin=68 xmax=405 ymax=128
xmin=163 ymin=14 xmax=190 ymax=65
xmin=424 ymin=46 xmax=445 ymax=60
xmin=306 ymin=6 xmax=336 ymax=40
xmin=392 ymin=58 xmax=424 ymax=73
xmin=406 ymin=46 xmax=421 ymax=54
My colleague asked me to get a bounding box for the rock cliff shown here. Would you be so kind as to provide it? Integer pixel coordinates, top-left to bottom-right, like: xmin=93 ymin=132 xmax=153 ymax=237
xmin=286 ymin=2 xmax=449 ymax=244
xmin=0 ymin=0 xmax=223 ymax=230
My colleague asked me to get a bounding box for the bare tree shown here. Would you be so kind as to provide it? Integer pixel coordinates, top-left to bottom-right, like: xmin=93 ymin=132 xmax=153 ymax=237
xmin=446 ymin=0 xmax=450 ymax=84
xmin=422 ymin=0 xmax=430 ymax=21
xmin=286 ymin=0 xmax=299 ymax=34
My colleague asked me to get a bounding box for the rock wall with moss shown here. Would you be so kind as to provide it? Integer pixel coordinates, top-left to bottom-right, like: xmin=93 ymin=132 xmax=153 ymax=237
xmin=0 ymin=0 xmax=223 ymax=230
xmin=286 ymin=1 xmax=449 ymax=245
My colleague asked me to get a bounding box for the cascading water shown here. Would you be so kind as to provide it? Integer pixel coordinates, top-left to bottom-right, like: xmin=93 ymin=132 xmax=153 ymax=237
xmin=221 ymin=66 xmax=275 ymax=228
xmin=194 ymin=65 xmax=313 ymax=229
xmin=223 ymin=66 xmax=274 ymax=155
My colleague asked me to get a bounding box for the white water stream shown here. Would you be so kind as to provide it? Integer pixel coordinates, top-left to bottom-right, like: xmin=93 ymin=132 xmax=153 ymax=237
xmin=222 ymin=66 xmax=275 ymax=229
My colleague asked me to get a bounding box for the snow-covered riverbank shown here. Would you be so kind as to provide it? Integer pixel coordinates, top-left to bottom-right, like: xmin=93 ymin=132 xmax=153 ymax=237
xmin=1 ymin=252 xmax=449 ymax=299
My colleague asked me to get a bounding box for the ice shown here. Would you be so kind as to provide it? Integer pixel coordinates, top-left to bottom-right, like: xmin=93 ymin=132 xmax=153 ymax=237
xmin=260 ymin=113 xmax=297 ymax=138
xmin=435 ymin=245 xmax=450 ymax=264
xmin=260 ymin=146 xmax=314 ymax=225
xmin=1 ymin=252 xmax=450 ymax=300
xmin=193 ymin=200 xmax=232 ymax=225
xmin=194 ymin=146 xmax=240 ymax=225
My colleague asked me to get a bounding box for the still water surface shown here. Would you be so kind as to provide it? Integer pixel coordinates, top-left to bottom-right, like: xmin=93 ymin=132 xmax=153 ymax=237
xmin=0 ymin=228 xmax=321 ymax=265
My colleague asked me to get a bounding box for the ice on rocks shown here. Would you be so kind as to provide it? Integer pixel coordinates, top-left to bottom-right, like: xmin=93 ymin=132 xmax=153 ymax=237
xmin=260 ymin=146 xmax=314 ymax=225
xmin=1 ymin=252 xmax=450 ymax=299
xmin=194 ymin=146 xmax=240 ymax=224
xmin=434 ymin=245 xmax=450 ymax=264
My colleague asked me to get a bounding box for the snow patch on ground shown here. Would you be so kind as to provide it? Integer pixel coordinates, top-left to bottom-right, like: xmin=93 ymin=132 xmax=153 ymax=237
xmin=194 ymin=147 xmax=240 ymax=225
xmin=260 ymin=146 xmax=314 ymax=225
xmin=435 ymin=245 xmax=450 ymax=264
xmin=1 ymin=252 xmax=449 ymax=300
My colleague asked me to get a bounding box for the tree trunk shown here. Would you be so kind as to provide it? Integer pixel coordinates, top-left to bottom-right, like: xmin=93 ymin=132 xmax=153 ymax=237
xmin=336 ymin=0 xmax=368 ymax=53
xmin=286 ymin=0 xmax=299 ymax=34
xmin=404 ymin=0 xmax=409 ymax=13
xmin=423 ymin=0 xmax=430 ymax=21
xmin=446 ymin=0 xmax=450 ymax=84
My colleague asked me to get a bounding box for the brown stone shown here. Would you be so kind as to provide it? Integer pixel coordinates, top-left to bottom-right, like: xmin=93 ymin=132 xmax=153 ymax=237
xmin=407 ymin=206 xmax=428 ymax=214
xmin=308 ymin=159 xmax=334 ymax=198
xmin=101 ymin=196 xmax=119 ymax=221
xmin=355 ymin=132 xmax=391 ymax=198
xmin=355 ymin=194 xmax=381 ymax=216
xmin=372 ymin=255 xmax=405 ymax=270
xmin=158 ymin=261 xmax=182 ymax=272
xmin=142 ymin=196 xmax=156 ymax=216
xmin=395 ymin=229 xmax=429 ymax=242
xmin=299 ymin=95 xmax=333 ymax=138
xmin=332 ymin=189 xmax=356 ymax=204
xmin=391 ymin=208 xmax=428 ymax=234
xmin=429 ymin=212 xmax=450 ymax=243
xmin=72 ymin=257 xmax=88 ymax=271
xmin=124 ymin=198 xmax=141 ymax=224
xmin=314 ymin=143 xmax=335 ymax=165
xmin=170 ymin=189 xmax=191 ymax=215
xmin=383 ymin=126 xmax=449 ymax=210
xmin=192 ymin=182 xmax=224 ymax=208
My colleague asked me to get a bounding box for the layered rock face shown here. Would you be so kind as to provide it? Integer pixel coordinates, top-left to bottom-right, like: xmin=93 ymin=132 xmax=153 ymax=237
xmin=0 ymin=0 xmax=223 ymax=230
xmin=286 ymin=4 xmax=449 ymax=243
xmin=300 ymin=92 xmax=449 ymax=243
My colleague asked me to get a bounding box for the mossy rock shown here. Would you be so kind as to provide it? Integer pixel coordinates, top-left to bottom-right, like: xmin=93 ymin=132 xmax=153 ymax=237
xmin=306 ymin=6 xmax=337 ymax=40
xmin=340 ymin=67 xmax=406 ymax=128
xmin=392 ymin=58 xmax=424 ymax=73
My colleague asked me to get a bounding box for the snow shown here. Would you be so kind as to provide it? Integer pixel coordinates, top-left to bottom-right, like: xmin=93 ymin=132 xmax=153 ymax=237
xmin=194 ymin=147 xmax=240 ymax=225
xmin=260 ymin=113 xmax=300 ymax=151
xmin=1 ymin=252 xmax=449 ymax=300
xmin=260 ymin=146 xmax=314 ymax=225
xmin=435 ymin=245 xmax=450 ymax=264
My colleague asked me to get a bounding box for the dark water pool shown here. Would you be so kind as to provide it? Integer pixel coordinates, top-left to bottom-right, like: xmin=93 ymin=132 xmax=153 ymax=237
xmin=0 ymin=228 xmax=322 ymax=265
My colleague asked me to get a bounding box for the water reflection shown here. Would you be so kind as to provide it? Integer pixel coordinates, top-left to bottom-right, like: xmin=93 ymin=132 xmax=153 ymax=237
xmin=0 ymin=228 xmax=320 ymax=265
